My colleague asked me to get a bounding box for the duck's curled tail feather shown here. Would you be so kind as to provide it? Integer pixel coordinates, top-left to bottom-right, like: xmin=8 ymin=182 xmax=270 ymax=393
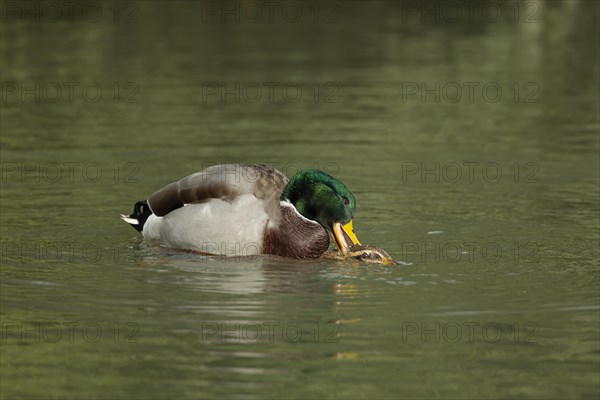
xmin=121 ymin=201 xmax=153 ymax=233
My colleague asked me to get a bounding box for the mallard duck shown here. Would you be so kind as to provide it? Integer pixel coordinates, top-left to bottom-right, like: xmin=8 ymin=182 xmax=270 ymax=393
xmin=122 ymin=164 xmax=365 ymax=259
xmin=347 ymin=245 xmax=399 ymax=265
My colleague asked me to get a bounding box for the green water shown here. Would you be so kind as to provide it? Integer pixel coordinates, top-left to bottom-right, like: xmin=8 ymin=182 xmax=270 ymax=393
xmin=1 ymin=1 xmax=599 ymax=399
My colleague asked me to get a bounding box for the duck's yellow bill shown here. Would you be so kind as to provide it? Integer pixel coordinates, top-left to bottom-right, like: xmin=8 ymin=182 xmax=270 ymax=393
xmin=332 ymin=220 xmax=361 ymax=254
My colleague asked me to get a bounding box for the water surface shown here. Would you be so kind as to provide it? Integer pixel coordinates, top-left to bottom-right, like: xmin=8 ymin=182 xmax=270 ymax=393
xmin=1 ymin=1 xmax=599 ymax=399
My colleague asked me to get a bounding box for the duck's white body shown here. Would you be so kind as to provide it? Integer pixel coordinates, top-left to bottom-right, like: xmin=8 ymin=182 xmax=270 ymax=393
xmin=142 ymin=194 xmax=271 ymax=256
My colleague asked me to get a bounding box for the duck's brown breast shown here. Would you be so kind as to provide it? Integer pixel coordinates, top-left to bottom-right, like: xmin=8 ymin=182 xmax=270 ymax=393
xmin=262 ymin=203 xmax=329 ymax=259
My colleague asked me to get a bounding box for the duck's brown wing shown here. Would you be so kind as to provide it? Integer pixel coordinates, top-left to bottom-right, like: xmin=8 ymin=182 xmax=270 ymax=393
xmin=147 ymin=164 xmax=288 ymax=217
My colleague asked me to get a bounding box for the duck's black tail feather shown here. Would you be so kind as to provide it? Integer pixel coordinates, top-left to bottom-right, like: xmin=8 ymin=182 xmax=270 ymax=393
xmin=120 ymin=201 xmax=153 ymax=233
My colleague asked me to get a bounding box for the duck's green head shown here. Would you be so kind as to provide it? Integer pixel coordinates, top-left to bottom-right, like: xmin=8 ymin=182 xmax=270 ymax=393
xmin=281 ymin=169 xmax=361 ymax=254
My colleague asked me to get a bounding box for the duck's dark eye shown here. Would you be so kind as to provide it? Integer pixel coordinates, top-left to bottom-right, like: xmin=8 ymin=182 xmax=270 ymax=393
xmin=362 ymin=252 xmax=369 ymax=259
xmin=342 ymin=197 xmax=349 ymax=206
